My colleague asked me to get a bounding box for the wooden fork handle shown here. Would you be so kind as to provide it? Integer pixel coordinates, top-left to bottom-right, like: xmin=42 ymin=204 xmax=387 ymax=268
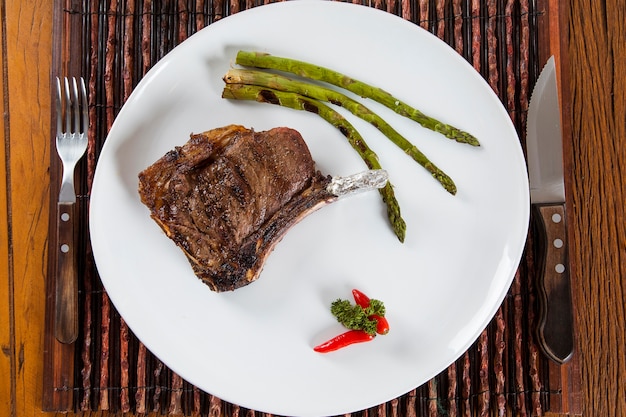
xmin=55 ymin=201 xmax=79 ymax=344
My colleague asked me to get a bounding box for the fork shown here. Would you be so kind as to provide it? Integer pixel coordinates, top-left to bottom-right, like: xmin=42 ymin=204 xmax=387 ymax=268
xmin=54 ymin=76 xmax=88 ymax=344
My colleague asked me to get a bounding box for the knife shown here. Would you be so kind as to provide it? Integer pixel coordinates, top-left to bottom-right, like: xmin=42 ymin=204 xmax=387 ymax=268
xmin=526 ymin=56 xmax=574 ymax=364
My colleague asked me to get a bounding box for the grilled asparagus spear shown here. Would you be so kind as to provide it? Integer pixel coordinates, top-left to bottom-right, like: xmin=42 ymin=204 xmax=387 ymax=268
xmin=235 ymin=50 xmax=479 ymax=146
xmin=224 ymin=68 xmax=456 ymax=195
xmin=222 ymin=83 xmax=407 ymax=242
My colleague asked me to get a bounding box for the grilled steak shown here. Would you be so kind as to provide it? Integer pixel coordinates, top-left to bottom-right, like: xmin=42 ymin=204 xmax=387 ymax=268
xmin=138 ymin=124 xmax=336 ymax=292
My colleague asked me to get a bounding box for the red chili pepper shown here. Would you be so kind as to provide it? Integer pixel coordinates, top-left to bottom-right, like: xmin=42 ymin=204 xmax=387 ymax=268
xmin=313 ymin=330 xmax=375 ymax=353
xmin=370 ymin=314 xmax=390 ymax=335
xmin=352 ymin=288 xmax=371 ymax=309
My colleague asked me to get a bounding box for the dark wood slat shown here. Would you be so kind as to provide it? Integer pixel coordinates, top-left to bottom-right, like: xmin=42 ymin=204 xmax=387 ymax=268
xmin=42 ymin=0 xmax=87 ymax=411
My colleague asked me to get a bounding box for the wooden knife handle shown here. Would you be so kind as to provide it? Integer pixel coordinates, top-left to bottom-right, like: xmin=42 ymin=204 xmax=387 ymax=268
xmin=534 ymin=204 xmax=574 ymax=363
xmin=55 ymin=201 xmax=79 ymax=344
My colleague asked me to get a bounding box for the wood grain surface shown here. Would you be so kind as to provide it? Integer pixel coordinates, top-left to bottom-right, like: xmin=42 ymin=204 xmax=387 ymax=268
xmin=2 ymin=1 xmax=55 ymax=416
xmin=0 ymin=2 xmax=12 ymax=413
xmin=567 ymin=1 xmax=626 ymax=416
xmin=1 ymin=0 xmax=624 ymax=416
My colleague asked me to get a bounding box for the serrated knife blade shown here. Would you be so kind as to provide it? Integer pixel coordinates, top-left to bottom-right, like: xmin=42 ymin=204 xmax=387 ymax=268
xmin=526 ymin=56 xmax=574 ymax=364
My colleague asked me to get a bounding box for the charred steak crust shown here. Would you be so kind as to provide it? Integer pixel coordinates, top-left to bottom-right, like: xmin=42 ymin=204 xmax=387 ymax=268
xmin=138 ymin=125 xmax=335 ymax=292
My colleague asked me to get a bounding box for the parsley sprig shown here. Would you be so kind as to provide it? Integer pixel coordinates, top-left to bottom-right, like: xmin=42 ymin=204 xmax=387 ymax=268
xmin=330 ymin=298 xmax=386 ymax=336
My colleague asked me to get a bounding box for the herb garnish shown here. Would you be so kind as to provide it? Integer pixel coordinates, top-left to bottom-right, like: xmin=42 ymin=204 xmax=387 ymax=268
xmin=330 ymin=297 xmax=386 ymax=336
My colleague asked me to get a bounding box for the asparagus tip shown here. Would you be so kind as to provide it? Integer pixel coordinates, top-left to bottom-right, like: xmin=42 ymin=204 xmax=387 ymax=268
xmin=394 ymin=222 xmax=406 ymax=243
xmin=459 ymin=132 xmax=480 ymax=146
xmin=434 ymin=123 xmax=480 ymax=146
xmin=439 ymin=174 xmax=457 ymax=195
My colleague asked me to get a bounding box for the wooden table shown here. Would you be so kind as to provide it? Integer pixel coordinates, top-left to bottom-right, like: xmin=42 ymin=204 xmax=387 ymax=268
xmin=1 ymin=1 xmax=623 ymax=416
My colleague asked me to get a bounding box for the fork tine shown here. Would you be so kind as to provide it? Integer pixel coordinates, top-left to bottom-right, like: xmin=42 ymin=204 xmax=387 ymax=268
xmin=55 ymin=77 xmax=62 ymax=134
xmin=71 ymin=77 xmax=81 ymax=134
xmin=79 ymin=77 xmax=88 ymax=134
xmin=63 ymin=77 xmax=71 ymax=134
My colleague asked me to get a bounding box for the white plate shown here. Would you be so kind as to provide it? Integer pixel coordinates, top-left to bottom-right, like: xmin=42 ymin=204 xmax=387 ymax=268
xmin=90 ymin=2 xmax=529 ymax=416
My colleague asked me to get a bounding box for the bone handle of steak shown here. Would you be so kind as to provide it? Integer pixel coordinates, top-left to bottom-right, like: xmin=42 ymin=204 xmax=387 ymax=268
xmin=222 ymin=84 xmax=406 ymax=242
xmin=328 ymin=169 xmax=389 ymax=197
xmin=235 ymin=50 xmax=479 ymax=146
xmin=224 ymin=68 xmax=456 ymax=195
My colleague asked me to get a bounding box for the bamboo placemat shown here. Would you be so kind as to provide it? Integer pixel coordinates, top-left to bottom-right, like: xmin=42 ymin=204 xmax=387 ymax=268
xmin=44 ymin=0 xmax=581 ymax=415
